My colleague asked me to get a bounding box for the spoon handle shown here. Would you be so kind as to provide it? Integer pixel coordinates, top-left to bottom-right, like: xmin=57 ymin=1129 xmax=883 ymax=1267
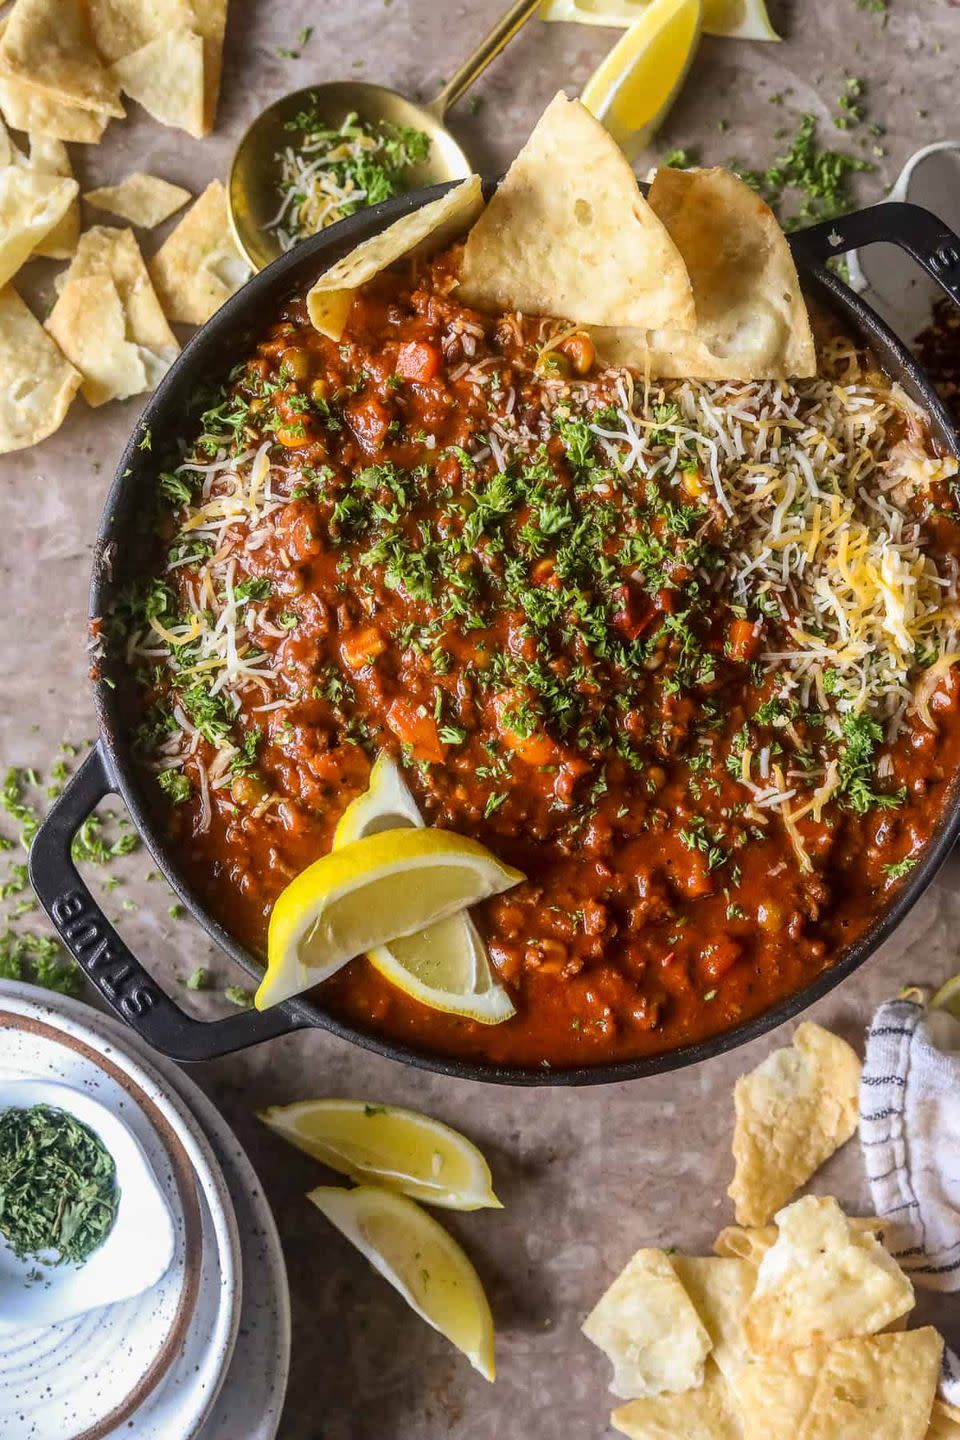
xmin=426 ymin=0 xmax=542 ymax=120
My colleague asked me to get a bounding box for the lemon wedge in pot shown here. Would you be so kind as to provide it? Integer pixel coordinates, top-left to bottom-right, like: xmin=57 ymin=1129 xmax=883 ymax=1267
xmin=308 ymin=1185 xmax=496 ymax=1380
xmin=580 ymin=0 xmax=703 ymax=159
xmin=258 ymin=1098 xmax=501 ymax=1210
xmin=541 ymin=0 xmax=779 ymax=40
xmin=333 ymin=749 xmax=424 ymax=845
xmin=256 ymin=825 xmax=523 ymax=1010
xmin=331 ymin=753 xmax=516 ymax=1025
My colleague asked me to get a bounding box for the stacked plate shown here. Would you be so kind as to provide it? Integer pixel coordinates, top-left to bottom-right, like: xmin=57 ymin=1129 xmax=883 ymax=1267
xmin=0 ymin=981 xmax=290 ymax=1440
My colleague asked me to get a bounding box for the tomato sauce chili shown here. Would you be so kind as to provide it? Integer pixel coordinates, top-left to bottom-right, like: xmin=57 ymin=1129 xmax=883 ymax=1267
xmin=114 ymin=249 xmax=960 ymax=1069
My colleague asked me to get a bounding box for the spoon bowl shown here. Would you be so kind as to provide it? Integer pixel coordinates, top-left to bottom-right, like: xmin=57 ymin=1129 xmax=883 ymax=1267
xmin=228 ymin=0 xmax=540 ymax=272
xmin=228 ymin=81 xmax=473 ymax=273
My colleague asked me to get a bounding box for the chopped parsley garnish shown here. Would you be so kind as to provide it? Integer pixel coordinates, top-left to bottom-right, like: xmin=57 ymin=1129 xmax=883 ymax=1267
xmin=837 ymin=715 xmax=904 ymax=815
xmin=157 ymin=768 xmax=192 ymax=804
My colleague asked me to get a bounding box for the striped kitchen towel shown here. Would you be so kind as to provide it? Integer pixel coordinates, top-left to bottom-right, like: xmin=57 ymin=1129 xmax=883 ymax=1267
xmin=862 ymin=997 xmax=960 ymax=1402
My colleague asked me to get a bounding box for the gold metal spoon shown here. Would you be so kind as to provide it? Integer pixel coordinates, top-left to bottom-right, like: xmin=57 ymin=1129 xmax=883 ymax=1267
xmin=229 ymin=0 xmax=541 ymax=272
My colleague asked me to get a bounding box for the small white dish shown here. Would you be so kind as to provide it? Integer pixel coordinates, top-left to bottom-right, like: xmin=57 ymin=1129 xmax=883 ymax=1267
xmin=0 ymin=1078 xmax=175 ymax=1330
xmin=0 ymin=987 xmax=238 ymax=1440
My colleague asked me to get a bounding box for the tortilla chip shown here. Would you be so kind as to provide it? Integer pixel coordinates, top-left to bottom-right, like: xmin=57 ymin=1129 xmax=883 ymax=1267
xmin=458 ymin=93 xmax=695 ymax=332
xmin=928 ymin=1400 xmax=960 ymax=1438
xmin=0 ymin=0 xmax=124 ymax=117
xmin=671 ymin=1257 xmax=754 ymax=1381
xmin=23 ymin=134 xmax=79 ymax=258
xmin=590 ymin=167 xmax=816 ymax=380
xmin=0 ymin=14 xmax=108 ymax=142
xmin=727 ymin=1022 xmax=861 ymax=1227
xmin=189 ymin=0 xmax=227 ymax=135
xmin=0 ymin=166 xmax=78 ymax=287
xmin=650 ymin=167 xmax=814 ymax=374
xmin=714 ymin=1216 xmax=890 ymax=1266
xmin=46 ymin=271 xmax=152 ymax=406
xmin=87 ymin=0 xmax=194 ymax=61
xmin=804 ymin=1329 xmax=941 ymax=1440
xmin=89 ymin=0 xmax=225 ymax=132
xmin=110 ymin=30 xmax=205 ymax=139
xmin=0 ymin=285 xmax=80 ymax=452
xmin=742 ymin=1196 xmax=914 ymax=1354
xmin=85 ymin=173 xmax=191 ymax=230
xmin=582 ymin=1249 xmax=713 ymax=1399
xmin=307 ymin=175 xmax=484 ymax=341
xmin=60 ymin=226 xmax=178 ymax=357
xmin=148 ymin=178 xmax=249 ymax=326
xmin=0 ymin=73 xmax=109 ymax=142
xmin=730 ymin=1342 xmax=825 ymax=1438
xmin=611 ymin=1362 xmax=743 ymax=1440
xmin=50 ymin=225 xmax=178 ymax=397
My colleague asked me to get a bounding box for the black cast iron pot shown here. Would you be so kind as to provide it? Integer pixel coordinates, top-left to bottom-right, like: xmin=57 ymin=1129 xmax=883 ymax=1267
xmin=28 ymin=183 xmax=960 ymax=1082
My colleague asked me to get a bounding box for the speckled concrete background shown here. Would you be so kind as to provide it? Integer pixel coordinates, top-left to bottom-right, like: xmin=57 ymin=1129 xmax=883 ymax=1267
xmin=2 ymin=2 xmax=959 ymax=1435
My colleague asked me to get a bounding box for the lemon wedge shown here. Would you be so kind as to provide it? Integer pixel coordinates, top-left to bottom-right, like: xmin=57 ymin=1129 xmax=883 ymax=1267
xmin=541 ymin=0 xmax=779 ymax=40
xmin=256 ymin=826 xmax=523 ymax=1010
xmin=579 ymin=0 xmax=703 ymax=159
xmin=333 ymin=750 xmax=424 ymax=846
xmin=332 ymin=754 xmax=516 ymax=1025
xmin=259 ymin=1098 xmax=502 ymax=1210
xmin=930 ymin=973 xmax=960 ymax=1019
xmin=308 ymin=1185 xmax=496 ymax=1381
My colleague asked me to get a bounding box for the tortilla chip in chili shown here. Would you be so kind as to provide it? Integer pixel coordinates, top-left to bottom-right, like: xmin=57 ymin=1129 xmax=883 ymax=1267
xmin=307 ymin=175 xmax=484 ymax=342
xmin=458 ymin=92 xmax=696 ymax=332
xmin=590 ymin=166 xmax=816 ymax=380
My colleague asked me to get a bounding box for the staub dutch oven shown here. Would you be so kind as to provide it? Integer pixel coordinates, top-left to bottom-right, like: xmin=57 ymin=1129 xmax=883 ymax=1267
xmin=28 ymin=183 xmax=960 ymax=1084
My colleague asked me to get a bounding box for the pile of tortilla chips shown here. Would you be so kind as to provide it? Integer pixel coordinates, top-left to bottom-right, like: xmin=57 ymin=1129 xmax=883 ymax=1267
xmin=582 ymin=1022 xmax=956 ymax=1439
xmin=308 ymin=92 xmax=816 ymax=383
xmin=0 ymin=0 xmax=251 ymax=454
xmin=0 ymin=0 xmax=227 ymax=143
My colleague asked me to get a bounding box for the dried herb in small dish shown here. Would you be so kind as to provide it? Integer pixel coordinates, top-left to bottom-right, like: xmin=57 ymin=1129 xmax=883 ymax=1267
xmin=0 ymin=1104 xmax=119 ymax=1267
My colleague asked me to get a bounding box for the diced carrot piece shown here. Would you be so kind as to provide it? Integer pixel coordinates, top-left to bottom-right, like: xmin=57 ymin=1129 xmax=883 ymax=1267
xmin=727 ymin=617 xmax=762 ymax=663
xmin=386 ymin=697 xmax=446 ymax=763
xmin=341 ymin=626 xmax=387 ymax=670
xmin=494 ymin=691 xmax=557 ymax=767
xmin=701 ymin=937 xmax=742 ymax=983
xmin=395 ymin=340 xmax=441 ymax=384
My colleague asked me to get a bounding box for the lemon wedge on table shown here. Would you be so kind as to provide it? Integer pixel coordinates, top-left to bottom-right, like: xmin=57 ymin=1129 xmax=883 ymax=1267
xmin=542 ymin=0 xmax=779 ymax=39
xmin=930 ymin=973 xmax=960 ymax=1019
xmin=332 ymin=753 xmax=516 ymax=1025
xmin=256 ymin=826 xmax=523 ymax=1010
xmin=258 ymin=1098 xmax=501 ymax=1210
xmin=308 ymin=1185 xmax=496 ymax=1381
xmin=580 ymin=0 xmax=703 ymax=160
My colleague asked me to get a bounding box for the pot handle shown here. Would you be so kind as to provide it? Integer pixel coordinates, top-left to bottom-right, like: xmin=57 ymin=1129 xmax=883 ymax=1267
xmin=28 ymin=744 xmax=306 ymax=1062
xmin=790 ymin=201 xmax=960 ymax=308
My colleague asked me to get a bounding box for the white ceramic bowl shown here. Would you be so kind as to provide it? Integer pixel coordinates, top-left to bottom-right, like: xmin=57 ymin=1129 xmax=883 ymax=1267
xmin=0 ymin=1077 xmax=175 ymax=1329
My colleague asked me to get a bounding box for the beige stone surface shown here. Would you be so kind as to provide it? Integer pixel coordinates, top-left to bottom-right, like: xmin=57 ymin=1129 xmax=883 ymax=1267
xmin=1 ymin=1 xmax=959 ymax=1435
